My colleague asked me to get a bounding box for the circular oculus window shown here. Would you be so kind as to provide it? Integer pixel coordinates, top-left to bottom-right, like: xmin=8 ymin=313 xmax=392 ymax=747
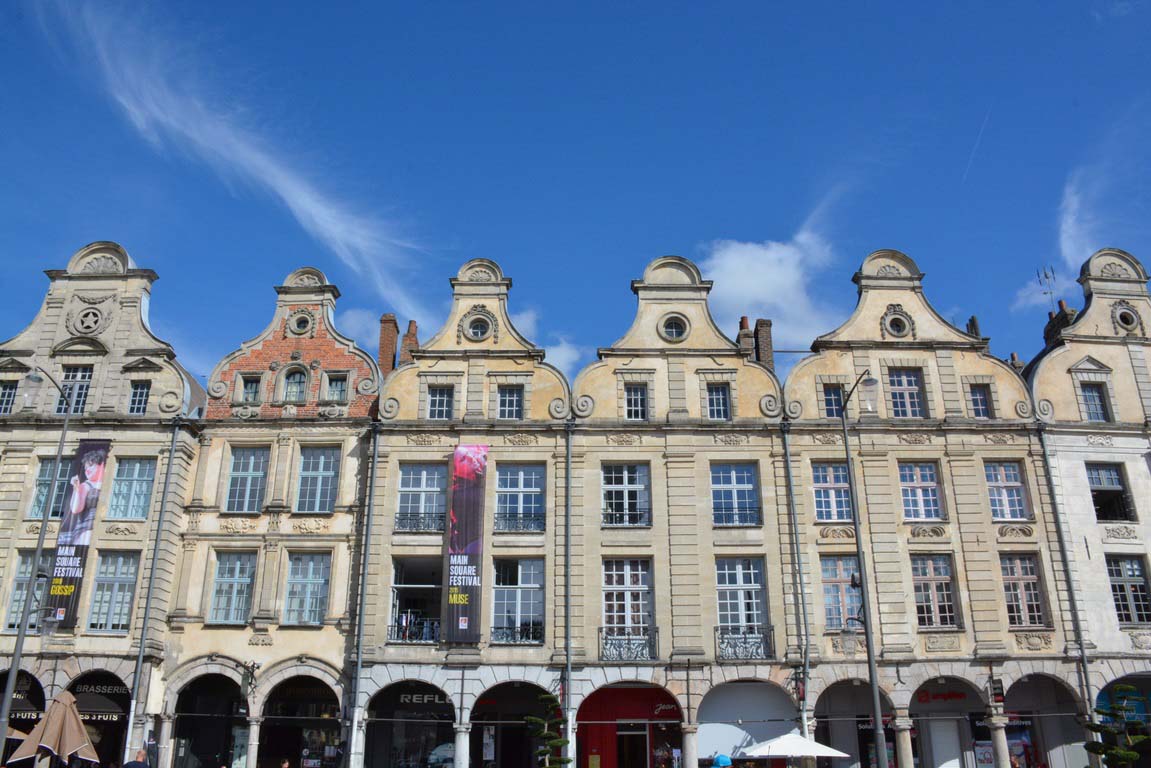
xmin=660 ymin=315 xmax=689 ymax=342
xmin=885 ymin=314 xmax=911 ymax=337
xmin=1117 ymin=308 xmax=1140 ymax=332
xmin=288 ymin=312 xmax=313 ymax=335
xmin=467 ymin=316 xmax=492 ymax=341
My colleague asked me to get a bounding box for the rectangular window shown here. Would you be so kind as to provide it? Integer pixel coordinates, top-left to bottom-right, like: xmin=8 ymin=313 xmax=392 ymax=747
xmin=899 ymin=462 xmax=942 ymax=520
xmin=326 ymin=375 xmax=348 ymax=402
xmin=624 ymin=383 xmax=648 ymax=421
xmin=0 ymin=381 xmax=18 ymax=415
xmin=820 ymin=555 xmax=861 ymax=631
xmin=107 ymin=458 xmax=156 ymax=520
xmin=497 ymin=385 xmax=525 ymax=420
xmin=602 ymin=559 xmax=652 ymax=636
xmin=716 ymin=558 xmax=766 ymax=630
xmin=5 ymin=551 xmax=51 ymax=632
xmin=1081 ymin=382 xmax=1112 ymax=422
xmin=226 ymin=447 xmax=270 ymax=513
xmin=889 ymin=368 xmax=926 ymax=418
xmin=296 ymin=447 xmax=341 ymax=513
xmin=812 ymin=462 xmax=852 ymax=522
xmin=1001 ymin=554 xmax=1047 ymax=628
xmin=284 ymin=371 xmax=307 ymax=403
xmin=30 ymin=457 xmax=71 ymax=519
xmin=128 ymin=381 xmax=151 ymax=415
xmin=492 ymin=559 xmax=544 ymax=644
xmin=389 ymin=558 xmax=443 ymax=643
xmin=1108 ymin=556 xmax=1151 ymax=625
xmin=985 ymin=461 xmax=1029 ymax=520
xmin=87 ymin=552 xmax=140 ymax=633
xmin=707 ymin=383 xmax=732 ymax=421
xmin=397 ymin=464 xmax=448 ymax=531
xmin=56 ymin=366 xmax=93 ymax=415
xmin=823 ymin=384 xmax=845 ymax=418
xmin=283 ymin=552 xmax=331 ymax=625
xmin=208 ymin=552 xmax=257 ymax=625
xmin=912 ymin=555 xmax=958 ymax=628
xmin=711 ymin=464 xmax=761 ymax=526
xmin=1088 ymin=463 xmax=1135 ymax=522
xmin=601 ymin=464 xmax=651 ymax=526
xmin=496 ymin=465 xmax=545 ymax=531
xmin=427 ymin=386 xmax=454 ymax=420
xmin=969 ymin=384 xmax=993 ymax=418
xmin=241 ymin=377 xmax=262 ymax=404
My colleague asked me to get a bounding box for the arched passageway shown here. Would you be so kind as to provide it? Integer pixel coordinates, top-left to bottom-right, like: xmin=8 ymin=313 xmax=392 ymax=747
xmin=909 ymin=677 xmax=984 ymax=768
xmin=697 ymin=680 xmax=798 ymax=764
xmin=1004 ymin=675 xmax=1086 ymax=768
xmin=576 ymin=683 xmax=682 ymax=768
xmin=1 ymin=670 xmax=45 ymax=764
xmin=257 ymin=676 xmax=341 ymax=768
xmin=365 ymin=681 xmax=455 ymax=768
xmin=68 ymin=670 xmax=131 ymax=768
xmin=470 ymin=681 xmax=553 ymax=768
xmin=814 ymin=680 xmax=895 ymax=768
xmin=173 ymin=674 xmax=249 ymax=768
xmin=1097 ymin=674 xmax=1151 ymax=768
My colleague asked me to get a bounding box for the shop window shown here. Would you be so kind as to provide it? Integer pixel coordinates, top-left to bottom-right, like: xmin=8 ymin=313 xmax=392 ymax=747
xmin=1087 ymin=463 xmax=1135 ymax=522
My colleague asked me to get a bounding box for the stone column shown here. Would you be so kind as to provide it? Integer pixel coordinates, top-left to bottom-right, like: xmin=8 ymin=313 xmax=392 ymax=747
xmin=988 ymin=715 xmax=1010 ymax=768
xmin=158 ymin=715 xmax=174 ymax=768
xmin=681 ymin=724 xmax=698 ymax=768
xmin=892 ymin=715 xmax=915 ymax=768
xmin=348 ymin=706 xmax=366 ymax=768
xmin=454 ymin=724 xmax=471 ymax=768
xmin=246 ymin=717 xmax=262 ymax=768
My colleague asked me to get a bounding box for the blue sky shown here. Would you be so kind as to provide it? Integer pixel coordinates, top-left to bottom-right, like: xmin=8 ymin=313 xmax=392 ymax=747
xmin=2 ymin=1 xmax=1150 ymax=383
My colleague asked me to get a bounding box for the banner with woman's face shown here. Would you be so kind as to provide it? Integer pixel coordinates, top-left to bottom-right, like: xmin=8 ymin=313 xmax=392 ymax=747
xmin=46 ymin=439 xmax=110 ymax=628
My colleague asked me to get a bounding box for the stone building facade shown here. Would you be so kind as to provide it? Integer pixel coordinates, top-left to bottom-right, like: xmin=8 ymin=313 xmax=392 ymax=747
xmin=0 ymin=242 xmax=206 ymax=766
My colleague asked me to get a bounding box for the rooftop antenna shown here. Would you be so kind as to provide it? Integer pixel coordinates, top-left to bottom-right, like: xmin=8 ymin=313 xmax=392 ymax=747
xmin=1037 ymin=266 xmax=1058 ymax=311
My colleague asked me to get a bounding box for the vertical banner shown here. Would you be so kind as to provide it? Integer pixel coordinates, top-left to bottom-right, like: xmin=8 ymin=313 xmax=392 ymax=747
xmin=47 ymin=439 xmax=110 ymax=628
xmin=444 ymin=444 xmax=487 ymax=644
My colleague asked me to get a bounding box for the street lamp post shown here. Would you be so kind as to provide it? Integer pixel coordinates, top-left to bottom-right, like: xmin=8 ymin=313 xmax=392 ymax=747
xmin=839 ymin=370 xmax=890 ymax=768
xmin=0 ymin=368 xmax=74 ymax=739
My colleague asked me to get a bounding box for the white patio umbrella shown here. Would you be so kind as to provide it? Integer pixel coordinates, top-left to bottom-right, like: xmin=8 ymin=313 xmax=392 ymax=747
xmin=741 ymin=732 xmax=850 ymax=759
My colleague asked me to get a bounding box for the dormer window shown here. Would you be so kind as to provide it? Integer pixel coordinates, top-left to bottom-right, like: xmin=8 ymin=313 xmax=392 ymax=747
xmin=241 ymin=376 xmax=262 ymax=404
xmin=128 ymin=381 xmax=151 ymax=415
xmin=326 ymin=375 xmax=348 ymax=402
xmin=0 ymin=381 xmax=16 ymax=415
xmin=56 ymin=366 xmax=93 ymax=415
xmin=428 ymin=386 xmax=454 ymax=420
xmin=888 ymin=368 xmax=925 ymax=418
xmin=1081 ymin=382 xmax=1111 ymax=422
xmin=284 ymin=371 xmax=307 ymax=403
xmin=624 ymin=383 xmax=648 ymax=421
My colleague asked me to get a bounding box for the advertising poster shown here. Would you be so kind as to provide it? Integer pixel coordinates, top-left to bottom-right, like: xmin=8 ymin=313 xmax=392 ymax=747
xmin=445 ymin=444 xmax=487 ymax=643
xmin=46 ymin=439 xmax=110 ymax=628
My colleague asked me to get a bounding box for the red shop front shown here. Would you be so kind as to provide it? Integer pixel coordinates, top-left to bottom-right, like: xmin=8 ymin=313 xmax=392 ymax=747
xmin=577 ymin=684 xmax=683 ymax=768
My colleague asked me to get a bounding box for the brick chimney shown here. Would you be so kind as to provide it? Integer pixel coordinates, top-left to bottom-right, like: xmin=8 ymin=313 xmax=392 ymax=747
xmin=1042 ymin=299 xmax=1078 ymax=347
xmin=736 ymin=316 xmax=754 ymax=356
xmin=754 ymin=319 xmax=774 ymax=371
xmin=378 ymin=313 xmax=399 ymax=377
xmin=1008 ymin=351 xmax=1025 ymax=372
xmin=398 ymin=320 xmax=420 ymax=365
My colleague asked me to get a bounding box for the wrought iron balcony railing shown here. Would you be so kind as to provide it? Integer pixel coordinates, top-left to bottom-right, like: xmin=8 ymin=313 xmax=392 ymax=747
xmin=602 ymin=505 xmax=652 ymax=527
xmin=387 ymin=618 xmax=441 ymax=644
xmin=394 ymin=512 xmax=446 ymax=533
xmin=712 ymin=505 xmax=763 ymax=527
xmin=494 ymin=512 xmax=546 ymax=532
xmin=715 ymin=625 xmax=774 ymax=660
xmin=599 ymin=626 xmax=658 ymax=661
xmin=490 ymin=624 xmax=545 ymax=644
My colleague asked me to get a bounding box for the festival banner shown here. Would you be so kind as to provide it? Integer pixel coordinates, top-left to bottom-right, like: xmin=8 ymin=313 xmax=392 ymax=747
xmin=46 ymin=439 xmax=110 ymax=628
xmin=444 ymin=444 xmax=487 ymax=643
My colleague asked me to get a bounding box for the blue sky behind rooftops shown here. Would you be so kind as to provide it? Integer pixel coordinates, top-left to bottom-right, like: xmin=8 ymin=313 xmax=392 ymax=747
xmin=2 ymin=1 xmax=1151 ymax=383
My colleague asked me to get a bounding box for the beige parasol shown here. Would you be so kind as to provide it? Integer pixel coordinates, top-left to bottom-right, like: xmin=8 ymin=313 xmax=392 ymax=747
xmin=5 ymin=691 xmax=98 ymax=765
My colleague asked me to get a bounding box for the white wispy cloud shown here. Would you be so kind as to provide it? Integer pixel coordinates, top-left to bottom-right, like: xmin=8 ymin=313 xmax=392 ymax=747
xmin=37 ymin=1 xmax=431 ymax=325
xmin=510 ymin=309 xmax=540 ymax=340
xmin=546 ymin=337 xmax=592 ymax=382
xmin=337 ymin=307 xmax=381 ymax=350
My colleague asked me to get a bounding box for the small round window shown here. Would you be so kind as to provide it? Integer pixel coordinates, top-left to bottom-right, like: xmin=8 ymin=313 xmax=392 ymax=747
xmin=1117 ymin=308 xmax=1140 ymax=332
xmin=885 ymin=315 xmax=910 ymax=338
xmin=660 ymin=314 xmax=689 ymax=342
xmin=467 ymin=317 xmax=491 ymax=341
xmin=288 ymin=312 xmax=313 ymax=335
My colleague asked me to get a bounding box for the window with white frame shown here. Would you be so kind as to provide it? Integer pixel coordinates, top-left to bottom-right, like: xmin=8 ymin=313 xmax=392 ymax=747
xmin=912 ymin=555 xmax=958 ymax=628
xmin=602 ymin=559 xmax=652 ymax=637
xmin=1088 ymin=463 xmax=1135 ymax=522
xmin=823 ymin=384 xmax=845 ymax=418
xmin=969 ymin=384 xmax=993 ymax=418
xmin=87 ymin=552 xmax=140 ymax=633
xmin=899 ymin=462 xmax=942 ymax=520
xmin=492 ymin=559 xmax=544 ymax=644
xmin=812 ymin=462 xmax=852 ymax=522
xmin=56 ymin=366 xmax=93 ymax=415
xmin=0 ymin=380 xmax=16 ymax=415
xmin=716 ymin=558 xmax=766 ymax=631
xmin=128 ymin=381 xmax=151 ymax=415
xmin=283 ymin=552 xmax=331 ymax=625
xmin=209 ymin=552 xmax=257 ymax=625
xmin=820 ymin=555 xmax=860 ymax=631
xmin=5 ymin=551 xmax=50 ymax=632
xmin=707 ymin=383 xmax=731 ymax=421
xmin=31 ymin=457 xmax=71 ymax=519
xmin=226 ymin=447 xmax=270 ymax=513
xmin=240 ymin=376 xmax=262 ymax=404
xmin=1001 ymin=554 xmax=1047 ymax=628
xmin=1108 ymin=556 xmax=1151 ymax=625
xmin=601 ymin=464 xmax=651 ymax=526
xmin=326 ymin=374 xmax=348 ymax=402
xmin=496 ymin=465 xmax=545 ymax=531
xmin=888 ymin=368 xmax=925 ymax=418
xmin=296 ymin=447 xmax=340 ymax=513
xmin=107 ymin=458 xmax=156 ymax=519
xmin=985 ymin=461 xmax=1029 ymax=520
xmin=284 ymin=370 xmax=307 ymax=402
xmin=711 ymin=464 xmax=761 ymax=526
xmin=427 ymin=386 xmax=454 ymax=420
xmin=624 ymin=383 xmax=648 ymax=421
xmin=1081 ymin=382 xmax=1112 ymax=422
xmin=397 ymin=464 xmax=447 ymax=531
xmin=497 ymin=385 xmax=524 ymax=420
